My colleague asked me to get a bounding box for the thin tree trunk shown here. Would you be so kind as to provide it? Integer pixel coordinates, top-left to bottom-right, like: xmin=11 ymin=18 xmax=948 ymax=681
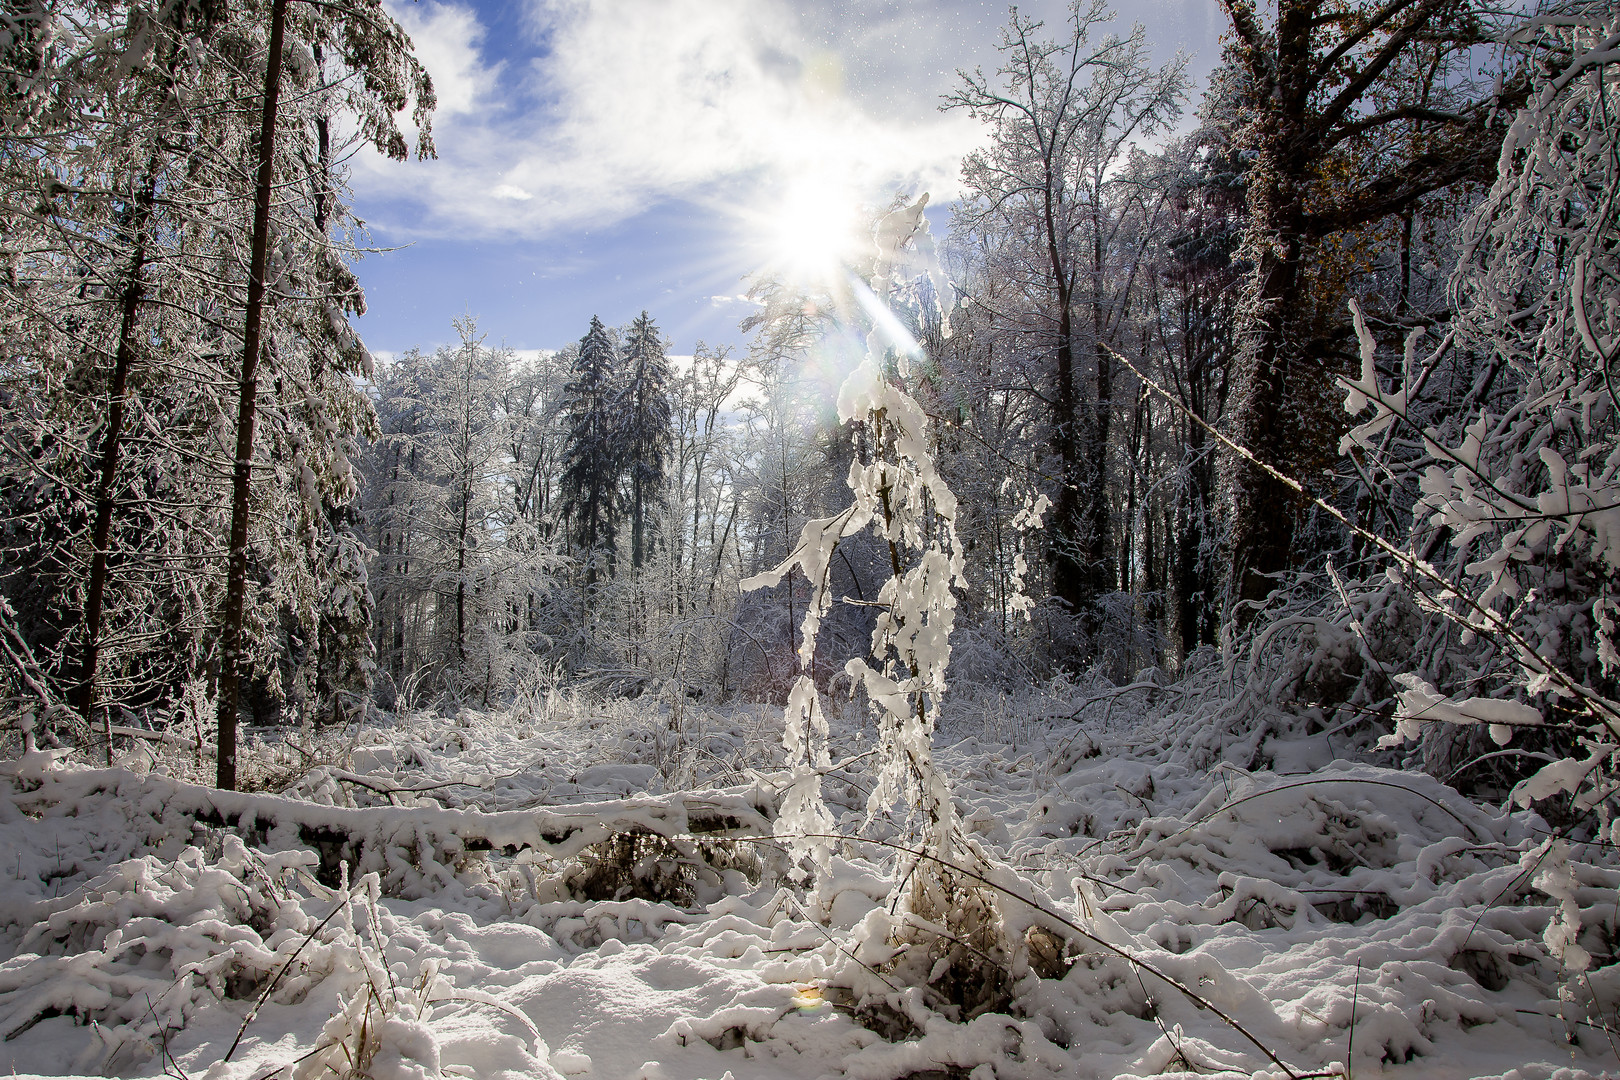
xmin=457 ymin=492 xmax=469 ymax=663
xmin=707 ymin=498 xmax=738 ymax=608
xmin=216 ymin=0 xmax=290 ymax=791
xmin=779 ymin=422 xmax=795 ymax=665
xmin=77 ymin=17 xmax=187 ymax=763
xmin=632 ymin=473 xmax=644 ymax=570
xmin=1048 ymin=246 xmax=1084 ymax=619
xmin=1088 ymin=218 xmax=1114 ymax=598
xmin=77 ymin=171 xmax=158 ymax=764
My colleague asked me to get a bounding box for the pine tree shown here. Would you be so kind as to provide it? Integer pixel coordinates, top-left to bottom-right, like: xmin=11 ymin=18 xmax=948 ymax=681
xmin=559 ymin=316 xmax=621 ymax=585
xmin=213 ymin=0 xmax=434 ymax=788
xmin=0 ymin=0 xmax=432 ymax=777
xmin=619 ymin=312 xmax=673 ymax=572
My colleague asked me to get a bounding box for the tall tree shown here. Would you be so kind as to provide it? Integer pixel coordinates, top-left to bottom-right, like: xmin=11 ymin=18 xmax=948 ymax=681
xmin=215 ymin=0 xmax=294 ymax=790
xmin=360 ymin=327 xmax=555 ymax=702
xmin=559 ymin=316 xmax=622 ymax=585
xmin=214 ymin=0 xmax=434 ymax=789
xmin=947 ymin=0 xmax=1186 ymax=644
xmin=620 ymin=312 xmax=673 ymax=572
xmin=1215 ymin=0 xmax=1523 ymax=617
xmin=1152 ymin=132 xmax=1243 ymax=657
xmin=0 ymin=0 xmax=433 ymax=769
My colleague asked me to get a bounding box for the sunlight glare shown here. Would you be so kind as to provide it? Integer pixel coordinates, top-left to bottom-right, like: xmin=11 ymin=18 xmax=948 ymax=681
xmin=762 ymin=175 xmax=864 ymax=284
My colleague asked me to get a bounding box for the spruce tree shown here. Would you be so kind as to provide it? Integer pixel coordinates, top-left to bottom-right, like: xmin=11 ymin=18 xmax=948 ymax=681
xmin=560 ymin=317 xmax=621 ymax=584
xmin=620 ymin=312 xmax=673 ymax=572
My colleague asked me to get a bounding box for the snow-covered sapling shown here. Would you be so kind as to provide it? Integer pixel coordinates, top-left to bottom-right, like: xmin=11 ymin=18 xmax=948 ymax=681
xmin=744 ymin=195 xmax=1014 ymax=1019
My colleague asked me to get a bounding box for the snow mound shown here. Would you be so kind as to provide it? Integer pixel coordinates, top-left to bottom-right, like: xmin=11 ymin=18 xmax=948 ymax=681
xmin=0 ymin=700 xmax=1617 ymax=1079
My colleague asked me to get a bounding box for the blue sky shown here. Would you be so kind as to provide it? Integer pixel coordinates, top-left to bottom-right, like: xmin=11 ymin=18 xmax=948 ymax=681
xmin=349 ymin=0 xmax=1226 ymax=359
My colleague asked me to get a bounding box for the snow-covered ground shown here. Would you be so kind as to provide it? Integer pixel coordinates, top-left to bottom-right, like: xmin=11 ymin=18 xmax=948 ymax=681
xmin=0 ymin=681 xmax=1615 ymax=1080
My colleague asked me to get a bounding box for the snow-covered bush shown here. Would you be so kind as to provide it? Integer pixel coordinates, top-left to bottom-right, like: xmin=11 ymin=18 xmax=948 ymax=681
xmin=1342 ymin=8 xmax=1620 ymax=966
xmin=743 ymin=195 xmax=1021 ymax=1021
xmin=0 ymin=835 xmax=366 ymax=1073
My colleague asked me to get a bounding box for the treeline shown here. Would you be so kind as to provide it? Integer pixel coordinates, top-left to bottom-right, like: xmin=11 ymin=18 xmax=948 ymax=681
xmin=3 ymin=0 xmax=1619 ymax=796
xmin=347 ymin=0 xmax=1620 ymax=786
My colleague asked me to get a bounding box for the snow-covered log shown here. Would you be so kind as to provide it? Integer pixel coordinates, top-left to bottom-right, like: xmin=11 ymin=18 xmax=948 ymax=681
xmin=0 ymin=756 xmax=775 ymax=899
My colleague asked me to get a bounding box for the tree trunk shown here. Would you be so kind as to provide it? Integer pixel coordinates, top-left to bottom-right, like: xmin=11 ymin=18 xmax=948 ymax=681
xmin=76 ymin=172 xmax=158 ymax=764
xmin=1226 ymin=168 xmax=1307 ymax=617
xmin=1223 ymin=0 xmax=1313 ymax=622
xmin=632 ymin=473 xmax=645 ymax=570
xmin=1087 ymin=223 xmax=1114 ymax=599
xmin=216 ymin=0 xmax=290 ymax=791
xmin=456 ymin=491 xmax=468 ymax=664
xmin=1046 ymin=207 xmax=1085 ymax=621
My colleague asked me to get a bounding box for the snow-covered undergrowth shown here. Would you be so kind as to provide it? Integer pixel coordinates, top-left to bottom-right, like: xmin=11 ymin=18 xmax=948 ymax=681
xmin=1 ymin=687 xmax=1617 ymax=1080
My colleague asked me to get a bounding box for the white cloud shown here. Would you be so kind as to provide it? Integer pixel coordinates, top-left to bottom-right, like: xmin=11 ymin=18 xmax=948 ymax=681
xmin=387 ymin=2 xmax=497 ymax=118
xmin=358 ymin=0 xmax=988 ymax=239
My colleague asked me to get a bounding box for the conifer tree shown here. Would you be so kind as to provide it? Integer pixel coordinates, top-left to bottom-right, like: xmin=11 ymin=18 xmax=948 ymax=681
xmin=213 ymin=0 xmax=434 ymax=788
xmin=619 ymin=312 xmax=673 ymax=572
xmin=0 ymin=0 xmax=428 ymax=764
xmin=560 ymin=316 xmax=622 ymax=584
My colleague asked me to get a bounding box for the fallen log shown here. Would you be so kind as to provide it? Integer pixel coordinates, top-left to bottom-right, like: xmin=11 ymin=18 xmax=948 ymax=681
xmin=0 ymin=754 xmax=778 ymax=897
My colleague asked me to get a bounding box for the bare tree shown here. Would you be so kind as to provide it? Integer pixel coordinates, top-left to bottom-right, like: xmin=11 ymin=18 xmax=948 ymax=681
xmin=947 ymin=0 xmax=1185 ymax=650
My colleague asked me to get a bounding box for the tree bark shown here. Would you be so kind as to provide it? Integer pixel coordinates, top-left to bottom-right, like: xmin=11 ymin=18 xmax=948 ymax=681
xmin=1046 ymin=183 xmax=1086 ymax=620
xmin=216 ymin=0 xmax=290 ymax=791
xmin=76 ymin=171 xmax=158 ymax=764
xmin=1217 ymin=0 xmax=1519 ymax=625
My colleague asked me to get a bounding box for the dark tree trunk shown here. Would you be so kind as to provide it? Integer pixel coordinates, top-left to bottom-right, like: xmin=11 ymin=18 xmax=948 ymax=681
xmin=216 ymin=0 xmax=290 ymax=791
xmin=1224 ymin=0 xmax=1312 ymax=619
xmin=1217 ymin=0 xmax=1521 ymax=626
xmin=77 ymin=20 xmax=187 ymax=764
xmin=1085 ymin=226 xmax=1114 ymax=600
xmin=1175 ymin=413 xmax=1212 ymax=656
xmin=1046 ymin=191 xmax=1086 ymax=620
xmin=632 ymin=474 xmax=645 ymax=571
xmin=76 ymin=174 xmax=157 ymax=763
xmin=456 ymin=490 xmax=468 ymax=663
xmin=1227 ymin=223 xmax=1306 ymax=614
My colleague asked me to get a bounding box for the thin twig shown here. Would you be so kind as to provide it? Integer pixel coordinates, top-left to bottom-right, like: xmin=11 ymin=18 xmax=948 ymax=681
xmin=1347 ymin=961 xmax=1361 ymax=1078
xmin=224 ymin=895 xmax=350 ymax=1062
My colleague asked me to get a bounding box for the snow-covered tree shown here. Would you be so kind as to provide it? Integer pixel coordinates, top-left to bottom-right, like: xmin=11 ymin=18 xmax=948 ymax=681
xmin=559 ymin=316 xmax=622 ymax=585
xmin=1215 ymin=0 xmax=1522 ymax=619
xmin=1347 ymin=9 xmax=1620 ymax=856
xmin=742 ymin=196 xmax=1019 ymax=1016
xmin=361 ymin=322 xmax=555 ymax=702
xmin=0 ymin=0 xmax=429 ymax=770
xmin=946 ymin=1 xmax=1186 ymax=652
xmin=214 ymin=0 xmax=435 ymax=787
xmin=620 ymin=312 xmax=674 ymax=573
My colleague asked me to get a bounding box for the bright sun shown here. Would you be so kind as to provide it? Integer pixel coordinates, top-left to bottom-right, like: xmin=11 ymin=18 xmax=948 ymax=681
xmin=760 ymin=176 xmax=864 ymax=284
